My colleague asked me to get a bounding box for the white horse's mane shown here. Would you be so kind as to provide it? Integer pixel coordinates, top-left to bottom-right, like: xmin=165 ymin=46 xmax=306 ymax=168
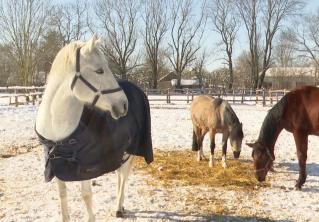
xmin=49 ymin=41 xmax=85 ymax=79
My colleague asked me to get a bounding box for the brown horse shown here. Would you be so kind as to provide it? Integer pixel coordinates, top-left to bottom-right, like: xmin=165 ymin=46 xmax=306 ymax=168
xmin=191 ymin=96 xmax=244 ymax=168
xmin=247 ymin=86 xmax=319 ymax=190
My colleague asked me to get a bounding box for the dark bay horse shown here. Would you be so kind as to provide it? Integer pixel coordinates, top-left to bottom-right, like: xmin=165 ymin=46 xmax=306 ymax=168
xmin=247 ymin=86 xmax=319 ymax=190
xmin=191 ymin=96 xmax=244 ymax=168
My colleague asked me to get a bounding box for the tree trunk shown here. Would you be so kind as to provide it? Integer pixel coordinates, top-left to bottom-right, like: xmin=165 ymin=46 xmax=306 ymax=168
xmin=152 ymin=66 xmax=158 ymax=89
xmin=177 ymin=72 xmax=182 ymax=89
xmin=258 ymin=69 xmax=267 ymax=88
xmin=228 ymin=53 xmax=233 ymax=90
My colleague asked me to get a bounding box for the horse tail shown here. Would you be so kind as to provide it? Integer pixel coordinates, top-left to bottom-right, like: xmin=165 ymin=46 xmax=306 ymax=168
xmin=192 ymin=130 xmax=199 ymax=151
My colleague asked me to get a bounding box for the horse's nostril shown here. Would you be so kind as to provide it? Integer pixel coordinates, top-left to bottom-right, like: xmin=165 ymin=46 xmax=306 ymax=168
xmin=123 ymin=102 xmax=127 ymax=113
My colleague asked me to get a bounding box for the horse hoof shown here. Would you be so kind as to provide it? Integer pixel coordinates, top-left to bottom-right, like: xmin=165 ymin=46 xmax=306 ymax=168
xmin=294 ymin=185 xmax=302 ymax=191
xmin=209 ymin=161 xmax=213 ymax=168
xmin=115 ymin=211 xmax=124 ymax=218
xmin=222 ymin=163 xmax=227 ymax=168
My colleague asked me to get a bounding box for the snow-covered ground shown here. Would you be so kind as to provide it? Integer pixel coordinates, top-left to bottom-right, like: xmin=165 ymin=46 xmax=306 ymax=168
xmin=0 ymin=102 xmax=319 ymax=222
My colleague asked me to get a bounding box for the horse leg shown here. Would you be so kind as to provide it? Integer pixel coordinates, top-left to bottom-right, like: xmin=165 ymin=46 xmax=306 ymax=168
xmin=209 ymin=129 xmax=216 ymax=167
xmin=115 ymin=155 xmax=134 ymax=217
xmin=81 ymin=180 xmax=95 ymax=222
xmin=293 ymin=131 xmax=308 ymax=190
xmin=57 ymin=179 xmax=70 ymax=222
xmin=221 ymin=132 xmax=229 ymax=168
xmin=197 ymin=132 xmax=206 ymax=161
xmin=192 ymin=128 xmax=199 ymax=151
xmin=193 ymin=127 xmax=205 ymax=161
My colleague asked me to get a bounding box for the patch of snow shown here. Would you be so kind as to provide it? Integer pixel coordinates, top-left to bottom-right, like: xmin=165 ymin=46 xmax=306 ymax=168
xmin=0 ymin=103 xmax=319 ymax=221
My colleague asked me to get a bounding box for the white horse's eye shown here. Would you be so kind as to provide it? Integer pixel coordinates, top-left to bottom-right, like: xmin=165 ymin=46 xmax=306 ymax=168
xmin=95 ymin=68 xmax=104 ymax=75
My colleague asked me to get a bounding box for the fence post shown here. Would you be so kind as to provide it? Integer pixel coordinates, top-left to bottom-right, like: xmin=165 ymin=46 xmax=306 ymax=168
xmin=15 ymin=96 xmax=18 ymax=107
xmin=241 ymin=89 xmax=244 ymax=104
xmin=26 ymin=95 xmax=29 ymax=104
xmin=232 ymin=90 xmax=235 ymax=104
xmin=186 ymin=88 xmax=189 ymax=103
xmin=276 ymin=92 xmax=279 ymax=103
xmin=32 ymin=95 xmax=36 ymax=105
xmin=262 ymin=88 xmax=266 ymax=107
xmin=256 ymin=90 xmax=259 ymax=104
xmin=191 ymin=91 xmax=194 ymax=102
xmin=250 ymin=89 xmax=252 ymax=101
xmin=167 ymin=89 xmax=171 ymax=104
xmin=269 ymin=90 xmax=273 ymax=105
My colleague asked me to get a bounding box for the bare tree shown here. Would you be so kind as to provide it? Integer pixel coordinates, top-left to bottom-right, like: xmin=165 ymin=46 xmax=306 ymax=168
xmin=0 ymin=44 xmax=12 ymax=85
xmin=167 ymin=0 xmax=206 ymax=88
xmin=208 ymin=0 xmax=238 ymax=89
xmin=258 ymin=0 xmax=304 ymax=88
xmin=236 ymin=0 xmax=261 ymax=89
xmin=50 ymin=0 xmax=89 ymax=45
xmin=0 ymin=0 xmax=50 ymax=85
xmin=235 ymin=50 xmax=255 ymax=88
xmin=291 ymin=8 xmax=319 ymax=68
xmin=273 ymin=30 xmax=296 ymax=67
xmin=142 ymin=0 xmax=168 ymax=89
xmin=192 ymin=50 xmax=207 ymax=87
xmin=95 ymin=0 xmax=139 ymax=80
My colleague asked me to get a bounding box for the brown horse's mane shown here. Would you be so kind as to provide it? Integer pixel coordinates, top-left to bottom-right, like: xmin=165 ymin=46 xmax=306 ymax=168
xmin=257 ymin=94 xmax=288 ymax=147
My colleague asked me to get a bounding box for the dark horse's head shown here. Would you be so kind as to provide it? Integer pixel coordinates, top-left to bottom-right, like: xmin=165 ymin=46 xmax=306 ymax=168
xmin=229 ymin=123 xmax=244 ymax=159
xmin=246 ymin=141 xmax=274 ymax=182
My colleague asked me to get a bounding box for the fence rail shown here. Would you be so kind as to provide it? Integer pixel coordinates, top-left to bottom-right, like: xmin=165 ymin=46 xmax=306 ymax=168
xmin=0 ymin=86 xmax=45 ymax=106
xmin=145 ymin=88 xmax=288 ymax=106
xmin=0 ymin=86 xmax=288 ymax=107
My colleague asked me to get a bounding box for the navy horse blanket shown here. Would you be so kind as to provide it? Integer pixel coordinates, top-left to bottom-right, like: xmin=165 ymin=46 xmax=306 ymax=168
xmin=37 ymin=81 xmax=153 ymax=182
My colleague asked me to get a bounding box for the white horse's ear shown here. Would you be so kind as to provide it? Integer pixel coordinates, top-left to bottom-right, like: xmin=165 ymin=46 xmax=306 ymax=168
xmin=82 ymin=35 xmax=98 ymax=54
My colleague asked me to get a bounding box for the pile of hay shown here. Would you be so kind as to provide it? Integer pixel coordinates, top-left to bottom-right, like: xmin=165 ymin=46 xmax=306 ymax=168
xmin=134 ymin=150 xmax=269 ymax=189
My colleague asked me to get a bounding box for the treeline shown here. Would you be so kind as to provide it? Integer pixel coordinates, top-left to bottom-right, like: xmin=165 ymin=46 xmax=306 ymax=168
xmin=0 ymin=0 xmax=317 ymax=89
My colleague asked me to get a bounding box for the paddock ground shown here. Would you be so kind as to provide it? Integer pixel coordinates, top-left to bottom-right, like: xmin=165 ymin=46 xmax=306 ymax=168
xmin=0 ymin=104 xmax=319 ymax=221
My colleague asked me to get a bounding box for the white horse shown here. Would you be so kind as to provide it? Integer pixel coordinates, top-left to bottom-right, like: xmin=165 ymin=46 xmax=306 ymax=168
xmin=35 ymin=36 xmax=134 ymax=221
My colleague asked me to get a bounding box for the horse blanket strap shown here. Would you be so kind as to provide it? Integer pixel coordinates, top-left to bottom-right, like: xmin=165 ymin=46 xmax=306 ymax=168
xmin=70 ymin=47 xmax=122 ymax=106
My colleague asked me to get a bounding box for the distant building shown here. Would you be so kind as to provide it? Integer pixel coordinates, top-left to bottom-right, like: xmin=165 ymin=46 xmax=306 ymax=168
xmin=263 ymin=67 xmax=318 ymax=89
xmin=158 ymin=72 xmax=200 ymax=89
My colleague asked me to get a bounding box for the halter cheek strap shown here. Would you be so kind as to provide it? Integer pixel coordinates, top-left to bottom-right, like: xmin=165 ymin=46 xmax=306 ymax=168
xmin=255 ymin=147 xmax=275 ymax=173
xmin=71 ymin=47 xmax=122 ymax=106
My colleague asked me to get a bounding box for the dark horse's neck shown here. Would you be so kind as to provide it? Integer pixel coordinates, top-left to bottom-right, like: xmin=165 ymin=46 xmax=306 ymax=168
xmin=257 ymin=95 xmax=287 ymax=151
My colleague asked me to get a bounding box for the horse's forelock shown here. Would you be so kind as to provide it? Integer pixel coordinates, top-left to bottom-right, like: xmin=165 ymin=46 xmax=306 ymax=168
xmin=49 ymin=41 xmax=85 ymax=78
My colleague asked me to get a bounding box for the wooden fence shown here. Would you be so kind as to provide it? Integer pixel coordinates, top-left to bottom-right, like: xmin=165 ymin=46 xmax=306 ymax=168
xmin=0 ymin=86 xmax=288 ymax=107
xmin=0 ymin=86 xmax=45 ymax=107
xmin=145 ymin=88 xmax=288 ymax=106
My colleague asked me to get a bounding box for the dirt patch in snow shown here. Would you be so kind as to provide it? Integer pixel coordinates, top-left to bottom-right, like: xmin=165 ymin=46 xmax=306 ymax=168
xmin=0 ymin=142 xmax=39 ymax=159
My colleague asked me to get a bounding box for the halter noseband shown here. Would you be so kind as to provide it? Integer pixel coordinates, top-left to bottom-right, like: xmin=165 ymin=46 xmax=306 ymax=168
xmin=70 ymin=47 xmax=122 ymax=106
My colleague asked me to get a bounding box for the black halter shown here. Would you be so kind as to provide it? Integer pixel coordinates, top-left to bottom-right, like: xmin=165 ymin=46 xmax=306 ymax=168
xmin=254 ymin=147 xmax=275 ymax=173
xmin=70 ymin=47 xmax=122 ymax=106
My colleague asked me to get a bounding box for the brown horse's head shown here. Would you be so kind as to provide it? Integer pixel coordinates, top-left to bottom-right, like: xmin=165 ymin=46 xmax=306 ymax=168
xmin=229 ymin=123 xmax=244 ymax=159
xmin=246 ymin=141 xmax=274 ymax=182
